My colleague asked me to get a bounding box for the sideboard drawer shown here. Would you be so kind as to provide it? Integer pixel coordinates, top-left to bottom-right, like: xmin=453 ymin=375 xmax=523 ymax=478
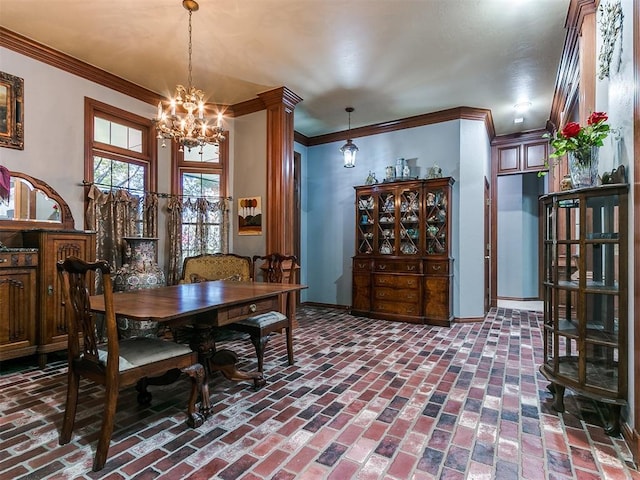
xmin=374 ymin=274 xmax=420 ymax=289
xmin=374 ymin=287 xmax=419 ymax=303
xmin=353 ymin=259 xmax=372 ymax=271
xmin=373 ymin=300 xmax=420 ymax=315
xmin=425 ymin=261 xmax=449 ymax=274
xmin=0 ymin=251 xmax=39 ymax=267
xmin=375 ymin=260 xmax=420 ymax=273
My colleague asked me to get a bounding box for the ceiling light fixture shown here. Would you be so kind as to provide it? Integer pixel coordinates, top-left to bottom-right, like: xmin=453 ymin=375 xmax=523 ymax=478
xmin=514 ymin=101 xmax=532 ymax=113
xmin=153 ymin=0 xmax=225 ymax=152
xmin=340 ymin=107 xmax=358 ymax=168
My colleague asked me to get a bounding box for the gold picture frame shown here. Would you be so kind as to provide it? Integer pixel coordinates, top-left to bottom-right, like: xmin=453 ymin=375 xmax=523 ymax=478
xmin=0 ymin=71 xmax=24 ymax=150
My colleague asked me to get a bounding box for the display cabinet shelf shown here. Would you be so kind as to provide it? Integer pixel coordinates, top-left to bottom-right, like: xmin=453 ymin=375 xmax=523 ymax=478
xmin=539 ymin=184 xmax=628 ymax=436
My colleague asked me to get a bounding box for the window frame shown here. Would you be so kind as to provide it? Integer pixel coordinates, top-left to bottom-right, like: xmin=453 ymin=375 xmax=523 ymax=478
xmin=171 ymin=132 xmax=229 ymax=198
xmin=84 ymin=97 xmax=157 ymax=203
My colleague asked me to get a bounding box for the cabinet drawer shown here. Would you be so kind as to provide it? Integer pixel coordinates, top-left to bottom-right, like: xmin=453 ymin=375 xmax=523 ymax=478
xmin=216 ymin=296 xmax=280 ymax=326
xmin=425 ymin=261 xmax=449 ymax=274
xmin=0 ymin=251 xmax=38 ymax=267
xmin=353 ymin=259 xmax=372 ymax=271
xmin=374 ymin=287 xmax=419 ymax=303
xmin=373 ymin=300 xmax=420 ymax=315
xmin=375 ymin=260 xmax=420 ymax=273
xmin=374 ymin=274 xmax=420 ymax=289
xmin=353 ymin=274 xmax=370 ymax=287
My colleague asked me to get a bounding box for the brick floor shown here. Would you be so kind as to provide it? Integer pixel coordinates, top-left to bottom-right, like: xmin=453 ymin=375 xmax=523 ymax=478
xmin=0 ymin=306 xmax=638 ymax=479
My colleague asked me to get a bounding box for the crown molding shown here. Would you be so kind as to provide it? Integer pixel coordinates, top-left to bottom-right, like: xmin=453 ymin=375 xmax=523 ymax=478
xmin=549 ymin=0 xmax=598 ymax=128
xmin=301 ymin=107 xmax=495 ymax=147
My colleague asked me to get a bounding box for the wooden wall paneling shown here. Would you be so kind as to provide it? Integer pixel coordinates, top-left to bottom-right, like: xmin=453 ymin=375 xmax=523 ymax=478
xmin=257 ymin=88 xmax=302 ymax=257
xmin=632 ymin=0 xmax=640 ymax=464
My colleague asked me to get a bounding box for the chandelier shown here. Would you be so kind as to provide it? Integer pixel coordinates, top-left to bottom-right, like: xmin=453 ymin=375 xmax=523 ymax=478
xmin=340 ymin=107 xmax=358 ymax=168
xmin=154 ymin=0 xmax=225 ymax=152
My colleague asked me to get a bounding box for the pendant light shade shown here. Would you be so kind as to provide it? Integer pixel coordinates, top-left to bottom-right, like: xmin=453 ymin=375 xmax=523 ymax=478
xmin=340 ymin=107 xmax=358 ymax=168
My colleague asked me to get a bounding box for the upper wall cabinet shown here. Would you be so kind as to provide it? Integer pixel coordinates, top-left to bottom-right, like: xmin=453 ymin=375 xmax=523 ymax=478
xmin=493 ymin=131 xmax=549 ymax=176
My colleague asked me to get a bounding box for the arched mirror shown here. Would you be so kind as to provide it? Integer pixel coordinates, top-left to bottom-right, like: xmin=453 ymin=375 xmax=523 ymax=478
xmin=0 ymin=171 xmax=74 ymax=230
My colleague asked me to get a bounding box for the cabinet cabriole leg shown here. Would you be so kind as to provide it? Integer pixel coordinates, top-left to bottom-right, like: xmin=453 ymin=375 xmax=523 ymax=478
xmin=604 ymin=405 xmax=621 ymax=437
xmin=551 ymin=383 xmax=565 ymax=412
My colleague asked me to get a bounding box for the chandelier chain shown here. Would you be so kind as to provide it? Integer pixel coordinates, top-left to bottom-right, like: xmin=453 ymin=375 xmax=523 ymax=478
xmin=187 ymin=9 xmax=193 ymax=89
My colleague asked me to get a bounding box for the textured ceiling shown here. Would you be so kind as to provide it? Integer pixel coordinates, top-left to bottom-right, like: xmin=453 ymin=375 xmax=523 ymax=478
xmin=0 ymin=0 xmax=570 ymax=138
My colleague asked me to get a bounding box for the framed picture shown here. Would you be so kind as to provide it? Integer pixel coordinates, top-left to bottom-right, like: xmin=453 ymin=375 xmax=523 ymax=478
xmin=0 ymin=71 xmax=24 ymax=150
xmin=238 ymin=196 xmax=262 ymax=235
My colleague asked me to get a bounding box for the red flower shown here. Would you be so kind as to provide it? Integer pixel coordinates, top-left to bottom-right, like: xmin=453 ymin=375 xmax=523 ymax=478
xmin=587 ymin=111 xmax=608 ymax=125
xmin=561 ymin=122 xmax=581 ymax=138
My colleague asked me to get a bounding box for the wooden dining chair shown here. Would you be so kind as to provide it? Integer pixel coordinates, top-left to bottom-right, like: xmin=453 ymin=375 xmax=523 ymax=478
xmin=57 ymin=257 xmax=209 ymax=472
xmin=226 ymin=253 xmax=298 ymax=374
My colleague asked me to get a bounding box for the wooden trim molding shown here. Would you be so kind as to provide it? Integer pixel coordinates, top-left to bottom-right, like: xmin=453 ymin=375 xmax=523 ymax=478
xmin=632 ymin=0 xmax=640 ymax=464
xmin=305 ymin=107 xmax=495 ymax=146
xmin=257 ymin=87 xmax=303 ymax=257
xmin=1 ymin=27 xmax=161 ymax=106
xmin=549 ymin=0 xmax=598 ymax=128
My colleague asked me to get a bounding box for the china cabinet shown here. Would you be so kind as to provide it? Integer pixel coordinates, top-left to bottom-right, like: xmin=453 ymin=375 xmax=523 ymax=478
xmin=352 ymin=177 xmax=454 ymax=325
xmin=539 ymin=184 xmax=628 ymax=435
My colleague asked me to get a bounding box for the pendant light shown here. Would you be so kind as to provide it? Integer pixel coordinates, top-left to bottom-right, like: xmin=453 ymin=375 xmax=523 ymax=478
xmin=340 ymin=107 xmax=358 ymax=168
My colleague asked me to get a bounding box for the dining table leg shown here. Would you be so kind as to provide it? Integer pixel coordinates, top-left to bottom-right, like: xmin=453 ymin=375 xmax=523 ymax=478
xmin=189 ymin=324 xmax=266 ymax=390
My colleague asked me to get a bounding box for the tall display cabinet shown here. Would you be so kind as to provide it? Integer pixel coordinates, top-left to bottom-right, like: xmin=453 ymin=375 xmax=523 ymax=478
xmin=352 ymin=177 xmax=454 ymax=326
xmin=539 ymin=184 xmax=628 ymax=435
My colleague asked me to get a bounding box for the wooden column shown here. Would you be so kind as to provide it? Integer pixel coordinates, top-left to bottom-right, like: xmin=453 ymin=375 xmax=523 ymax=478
xmin=257 ymin=87 xmax=303 ymax=256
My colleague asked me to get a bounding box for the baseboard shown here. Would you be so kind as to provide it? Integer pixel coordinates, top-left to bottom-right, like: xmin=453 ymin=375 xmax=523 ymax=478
xmin=496 ymin=296 xmax=541 ymax=301
xmin=622 ymin=422 xmax=639 ymax=466
xmin=454 ymin=316 xmax=485 ymax=323
xmin=300 ymin=301 xmax=350 ymax=311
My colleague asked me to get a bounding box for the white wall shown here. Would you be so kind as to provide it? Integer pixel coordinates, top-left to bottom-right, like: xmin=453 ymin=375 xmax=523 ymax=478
xmin=295 ymin=141 xmax=309 ymax=302
xmin=302 ymin=119 xmax=488 ymax=319
xmin=595 ymin=0 xmax=635 ymax=429
xmin=0 ymin=47 xmax=168 ymax=226
xmin=232 ymin=110 xmax=267 ymax=257
xmin=458 ymin=119 xmax=490 ymax=318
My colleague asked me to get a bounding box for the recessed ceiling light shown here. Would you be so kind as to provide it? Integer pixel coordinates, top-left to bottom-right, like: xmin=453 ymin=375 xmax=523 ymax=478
xmin=514 ymin=102 xmax=532 ymax=113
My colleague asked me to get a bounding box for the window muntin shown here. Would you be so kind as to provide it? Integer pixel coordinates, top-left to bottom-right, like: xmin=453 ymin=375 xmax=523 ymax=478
xmin=94 ymin=117 xmax=143 ymax=153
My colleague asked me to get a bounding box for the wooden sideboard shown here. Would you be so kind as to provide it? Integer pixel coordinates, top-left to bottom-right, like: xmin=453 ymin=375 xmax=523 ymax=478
xmin=0 ymin=172 xmax=96 ymax=367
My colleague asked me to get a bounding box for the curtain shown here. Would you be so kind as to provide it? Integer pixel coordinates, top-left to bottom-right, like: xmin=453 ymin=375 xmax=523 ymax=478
xmin=166 ymin=196 xmax=229 ymax=285
xmin=85 ymin=185 xmax=158 ymax=272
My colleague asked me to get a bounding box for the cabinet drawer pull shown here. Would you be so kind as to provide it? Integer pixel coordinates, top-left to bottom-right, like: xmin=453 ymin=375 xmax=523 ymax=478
xmin=378 ymin=265 xmax=386 ymax=270
xmin=358 ymin=263 xmax=367 ymax=269
xmin=48 ymin=285 xmax=54 ymax=296
xmin=0 ymin=258 xmax=6 ymax=263
xmin=407 ymin=265 xmax=416 ymax=271
xmin=432 ymin=265 xmax=441 ymax=271
xmin=249 ymin=303 xmax=257 ymax=313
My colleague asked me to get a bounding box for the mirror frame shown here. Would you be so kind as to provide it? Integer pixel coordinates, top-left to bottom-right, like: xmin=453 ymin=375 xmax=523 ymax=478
xmin=0 ymin=171 xmax=75 ymax=230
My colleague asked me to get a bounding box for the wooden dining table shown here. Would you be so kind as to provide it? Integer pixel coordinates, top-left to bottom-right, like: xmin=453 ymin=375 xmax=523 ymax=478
xmin=89 ymin=280 xmax=307 ymax=391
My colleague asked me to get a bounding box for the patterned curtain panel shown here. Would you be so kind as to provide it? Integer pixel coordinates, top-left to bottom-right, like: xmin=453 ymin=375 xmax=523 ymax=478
xmin=166 ymin=197 xmax=229 ymax=285
xmin=166 ymin=196 xmax=184 ymax=286
xmin=85 ymin=185 xmax=157 ymax=272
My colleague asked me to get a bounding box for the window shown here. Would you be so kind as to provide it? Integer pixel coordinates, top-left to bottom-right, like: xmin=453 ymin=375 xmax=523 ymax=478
xmin=84 ymin=98 xmax=156 ymax=234
xmin=173 ymin=137 xmax=228 ymax=260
